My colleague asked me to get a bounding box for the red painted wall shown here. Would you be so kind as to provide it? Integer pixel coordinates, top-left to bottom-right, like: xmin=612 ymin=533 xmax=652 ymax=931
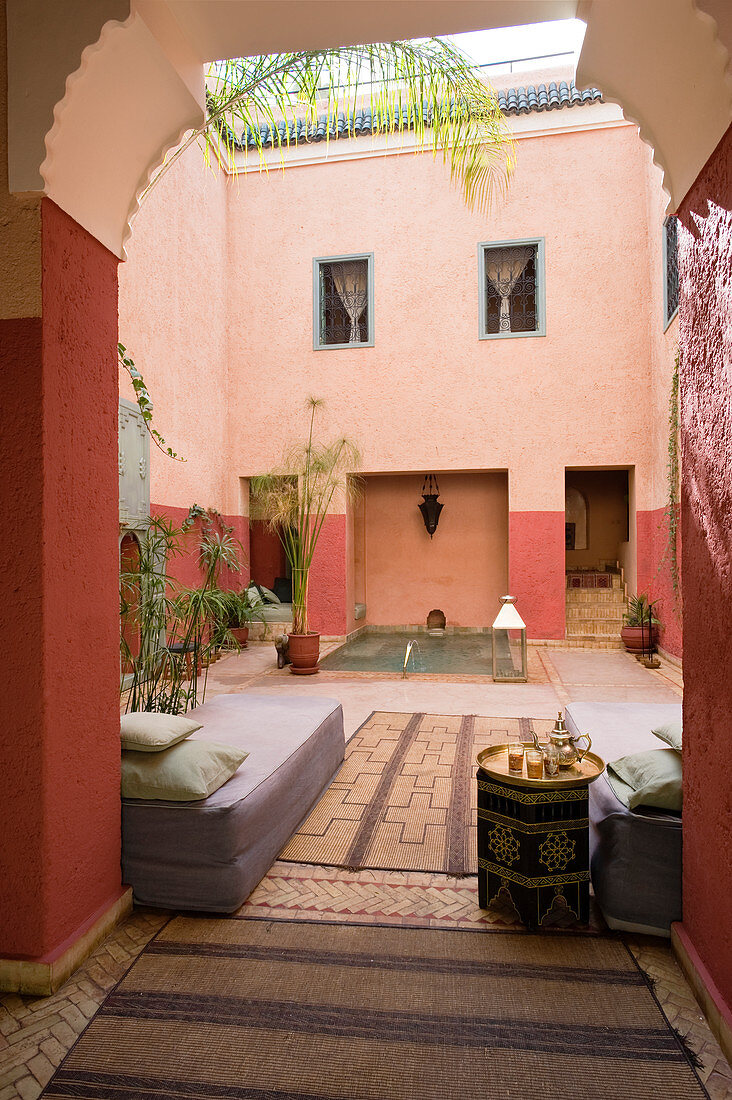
xmin=0 ymin=200 xmax=123 ymax=960
xmin=150 ymin=504 xmax=249 ymax=592
xmin=509 ymin=511 xmax=566 ymax=639
xmin=308 ymin=514 xmax=348 ymax=636
xmin=636 ymin=506 xmax=682 ymax=658
xmin=249 ymin=520 xmax=286 ymax=589
xmin=678 ymin=122 xmax=732 ymax=1014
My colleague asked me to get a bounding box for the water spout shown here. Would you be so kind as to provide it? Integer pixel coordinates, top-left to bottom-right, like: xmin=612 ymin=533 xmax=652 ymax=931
xmin=402 ymin=638 xmax=420 ymax=678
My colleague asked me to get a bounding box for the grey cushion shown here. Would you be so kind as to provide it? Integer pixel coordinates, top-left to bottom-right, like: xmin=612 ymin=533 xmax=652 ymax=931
xmin=565 ymin=702 xmax=682 ymax=760
xmin=568 ymin=702 xmax=683 ymax=936
xmin=590 ymin=773 xmax=681 ymax=935
xmin=121 ymin=694 xmax=344 ymax=912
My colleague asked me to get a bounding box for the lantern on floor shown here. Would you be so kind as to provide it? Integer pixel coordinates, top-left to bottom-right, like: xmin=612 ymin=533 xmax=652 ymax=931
xmin=492 ymin=595 xmax=528 ymax=683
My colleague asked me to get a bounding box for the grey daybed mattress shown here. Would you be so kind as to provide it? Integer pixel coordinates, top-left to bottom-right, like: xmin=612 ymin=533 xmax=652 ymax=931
xmin=566 ymin=701 xmax=682 ymax=936
xmin=121 ymin=693 xmax=344 ymax=912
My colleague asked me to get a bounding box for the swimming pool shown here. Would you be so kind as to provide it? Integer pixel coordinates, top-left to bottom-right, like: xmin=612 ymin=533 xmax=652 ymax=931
xmin=320 ymin=631 xmax=495 ymax=675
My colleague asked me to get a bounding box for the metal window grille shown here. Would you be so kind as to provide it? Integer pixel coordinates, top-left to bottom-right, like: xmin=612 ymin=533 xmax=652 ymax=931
xmin=664 ymin=216 xmax=679 ymax=323
xmin=318 ymin=259 xmax=369 ymax=346
xmin=483 ymin=244 xmax=538 ymax=334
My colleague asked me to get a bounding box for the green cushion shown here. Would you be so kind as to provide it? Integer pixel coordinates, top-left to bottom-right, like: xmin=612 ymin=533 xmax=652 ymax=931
xmin=607 ymin=748 xmax=682 ymax=812
xmin=120 ymin=712 xmax=202 ymax=752
xmin=121 ymin=739 xmax=248 ymax=801
xmin=652 ymin=718 xmax=682 ymax=752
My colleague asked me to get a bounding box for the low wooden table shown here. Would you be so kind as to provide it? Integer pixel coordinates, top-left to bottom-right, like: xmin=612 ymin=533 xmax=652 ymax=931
xmin=476 ymin=744 xmax=605 ymax=930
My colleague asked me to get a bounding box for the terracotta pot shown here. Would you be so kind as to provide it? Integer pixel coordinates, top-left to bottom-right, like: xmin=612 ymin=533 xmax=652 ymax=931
xmin=229 ymin=626 xmax=249 ymax=648
xmin=288 ymin=631 xmax=320 ymax=675
xmin=621 ymin=625 xmax=658 ymax=654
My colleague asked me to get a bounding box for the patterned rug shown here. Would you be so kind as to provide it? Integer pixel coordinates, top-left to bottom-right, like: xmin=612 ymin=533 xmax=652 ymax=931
xmin=41 ymin=917 xmax=709 ymax=1099
xmin=280 ymin=711 xmax=555 ymax=875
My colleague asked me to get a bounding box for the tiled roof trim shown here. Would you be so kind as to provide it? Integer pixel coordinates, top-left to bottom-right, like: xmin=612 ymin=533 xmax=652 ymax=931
xmin=220 ymin=81 xmax=603 ymax=152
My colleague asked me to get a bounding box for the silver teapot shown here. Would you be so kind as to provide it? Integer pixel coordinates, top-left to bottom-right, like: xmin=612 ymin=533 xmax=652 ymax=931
xmin=539 ymin=711 xmax=592 ymax=768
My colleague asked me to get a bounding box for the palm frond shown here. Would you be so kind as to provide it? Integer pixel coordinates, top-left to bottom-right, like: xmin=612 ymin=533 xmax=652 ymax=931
xmin=142 ymin=39 xmax=513 ymax=213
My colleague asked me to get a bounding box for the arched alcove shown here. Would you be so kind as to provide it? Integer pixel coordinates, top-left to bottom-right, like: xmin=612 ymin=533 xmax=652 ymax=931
xmin=565 ymin=487 xmax=588 ymax=551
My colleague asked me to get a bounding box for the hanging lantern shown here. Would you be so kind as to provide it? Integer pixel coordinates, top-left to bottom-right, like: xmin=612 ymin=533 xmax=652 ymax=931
xmin=492 ymin=595 xmax=528 ymax=682
xmin=418 ymin=474 xmax=443 ymax=537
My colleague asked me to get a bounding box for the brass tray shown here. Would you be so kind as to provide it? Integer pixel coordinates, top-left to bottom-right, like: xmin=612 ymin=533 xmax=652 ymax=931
xmin=476 ymin=743 xmax=606 ymax=789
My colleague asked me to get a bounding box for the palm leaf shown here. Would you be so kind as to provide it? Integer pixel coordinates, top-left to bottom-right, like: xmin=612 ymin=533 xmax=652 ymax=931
xmin=141 ymin=39 xmax=513 ymax=212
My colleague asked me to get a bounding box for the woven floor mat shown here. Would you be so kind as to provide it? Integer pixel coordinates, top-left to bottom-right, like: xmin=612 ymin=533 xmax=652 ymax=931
xmin=280 ymin=711 xmax=555 ymax=875
xmin=42 ymin=917 xmax=709 ymax=1100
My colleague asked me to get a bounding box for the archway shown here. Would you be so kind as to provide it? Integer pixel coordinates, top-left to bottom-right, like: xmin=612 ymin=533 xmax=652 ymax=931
xmin=3 ymin=0 xmax=732 ymax=1027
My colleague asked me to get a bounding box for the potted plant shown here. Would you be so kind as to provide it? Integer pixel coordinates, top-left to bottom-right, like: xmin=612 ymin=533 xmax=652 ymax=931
xmin=217 ymin=587 xmax=264 ymax=648
xmin=621 ymin=594 xmax=660 ymax=655
xmin=251 ymin=398 xmax=360 ymax=674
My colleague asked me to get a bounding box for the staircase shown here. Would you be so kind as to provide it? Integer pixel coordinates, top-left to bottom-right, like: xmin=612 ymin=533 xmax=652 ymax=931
xmin=565 ymin=567 xmax=627 ymax=644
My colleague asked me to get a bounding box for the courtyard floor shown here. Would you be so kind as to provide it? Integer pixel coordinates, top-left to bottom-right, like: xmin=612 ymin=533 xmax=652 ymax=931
xmin=4 ymin=645 xmax=730 ymax=1098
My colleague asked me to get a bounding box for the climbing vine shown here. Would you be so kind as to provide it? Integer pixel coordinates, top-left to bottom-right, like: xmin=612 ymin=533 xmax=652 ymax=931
xmin=181 ymin=504 xmax=233 ymax=536
xmin=118 ymin=343 xmax=184 ymax=462
xmin=664 ymin=350 xmax=681 ymax=605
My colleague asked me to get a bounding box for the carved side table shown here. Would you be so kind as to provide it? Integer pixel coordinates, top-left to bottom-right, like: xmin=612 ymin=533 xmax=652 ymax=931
xmin=476 ymin=745 xmax=605 ymax=930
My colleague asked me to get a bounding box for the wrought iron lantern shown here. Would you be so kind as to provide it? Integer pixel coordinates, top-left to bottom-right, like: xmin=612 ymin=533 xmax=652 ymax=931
xmin=492 ymin=595 xmax=528 ymax=683
xmin=418 ymin=474 xmax=443 ymax=537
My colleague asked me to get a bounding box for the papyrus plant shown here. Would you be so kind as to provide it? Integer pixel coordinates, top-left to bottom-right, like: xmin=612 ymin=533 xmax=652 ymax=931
xmin=250 ymin=399 xmax=361 ymax=636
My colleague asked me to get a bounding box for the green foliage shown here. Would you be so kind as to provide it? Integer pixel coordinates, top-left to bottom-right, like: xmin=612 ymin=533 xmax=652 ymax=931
xmin=623 ymin=593 xmax=660 ymax=628
xmin=141 ymin=40 xmax=514 ymax=215
xmin=118 ymin=343 xmax=184 ymax=462
xmin=120 ymin=515 xmax=247 ymax=713
xmin=251 ymin=398 xmax=361 ymax=635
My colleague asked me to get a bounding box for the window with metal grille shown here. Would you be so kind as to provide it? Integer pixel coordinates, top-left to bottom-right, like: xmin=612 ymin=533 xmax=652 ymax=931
xmin=313 ymin=254 xmax=373 ymax=349
xmin=479 ymin=239 xmax=545 ymax=339
xmin=663 ymin=216 xmax=679 ymax=326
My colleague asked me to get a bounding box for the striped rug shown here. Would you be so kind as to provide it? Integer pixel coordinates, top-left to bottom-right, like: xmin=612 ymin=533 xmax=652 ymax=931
xmin=42 ymin=917 xmax=708 ymax=1099
xmin=280 ymin=711 xmax=555 ymax=874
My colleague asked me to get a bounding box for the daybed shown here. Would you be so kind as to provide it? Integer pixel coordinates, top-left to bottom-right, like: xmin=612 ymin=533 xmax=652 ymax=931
xmin=121 ymin=693 xmax=344 ymax=912
xmin=565 ymin=701 xmax=682 ymax=937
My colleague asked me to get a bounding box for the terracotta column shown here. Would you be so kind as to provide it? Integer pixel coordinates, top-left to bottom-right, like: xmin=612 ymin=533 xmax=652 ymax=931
xmin=0 ymin=192 xmax=127 ymax=989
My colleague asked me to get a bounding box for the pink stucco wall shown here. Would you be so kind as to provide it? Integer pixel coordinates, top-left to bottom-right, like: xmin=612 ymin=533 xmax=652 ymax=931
xmin=677 ymin=121 xmax=732 ymax=1016
xmin=118 ymin=78 xmax=682 ymax=642
xmin=362 ymin=473 xmax=508 ymax=627
xmin=118 ymin=140 xmax=238 ymax=522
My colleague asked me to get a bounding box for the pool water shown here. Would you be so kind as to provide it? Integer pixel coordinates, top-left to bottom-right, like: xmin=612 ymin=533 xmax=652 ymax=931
xmin=320 ymin=631 xmax=496 ymax=675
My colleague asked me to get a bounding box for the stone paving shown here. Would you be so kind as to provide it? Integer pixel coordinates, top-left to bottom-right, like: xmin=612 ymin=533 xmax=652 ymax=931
xmin=5 ymin=646 xmax=725 ymax=1100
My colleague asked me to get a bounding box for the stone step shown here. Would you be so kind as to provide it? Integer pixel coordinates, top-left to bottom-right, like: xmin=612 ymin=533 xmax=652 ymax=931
xmin=566 ymin=605 xmax=625 ymax=622
xmin=566 ymin=589 xmax=627 ymax=606
xmin=566 ymin=620 xmax=622 ymax=637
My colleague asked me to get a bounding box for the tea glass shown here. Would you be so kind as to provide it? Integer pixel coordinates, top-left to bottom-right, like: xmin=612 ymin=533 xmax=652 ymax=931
xmin=526 ymin=749 xmax=543 ymax=779
xmin=507 ymin=743 xmax=525 ymax=773
xmin=543 ymin=744 xmax=560 ymax=777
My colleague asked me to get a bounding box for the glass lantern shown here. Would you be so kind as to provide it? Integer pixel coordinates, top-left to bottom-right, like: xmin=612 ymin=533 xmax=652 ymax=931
xmin=492 ymin=595 xmax=528 ymax=682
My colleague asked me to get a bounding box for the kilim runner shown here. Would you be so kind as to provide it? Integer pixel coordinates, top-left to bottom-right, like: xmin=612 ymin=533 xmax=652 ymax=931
xmin=41 ymin=918 xmax=709 ymax=1099
xmin=280 ymin=711 xmax=555 ymax=874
